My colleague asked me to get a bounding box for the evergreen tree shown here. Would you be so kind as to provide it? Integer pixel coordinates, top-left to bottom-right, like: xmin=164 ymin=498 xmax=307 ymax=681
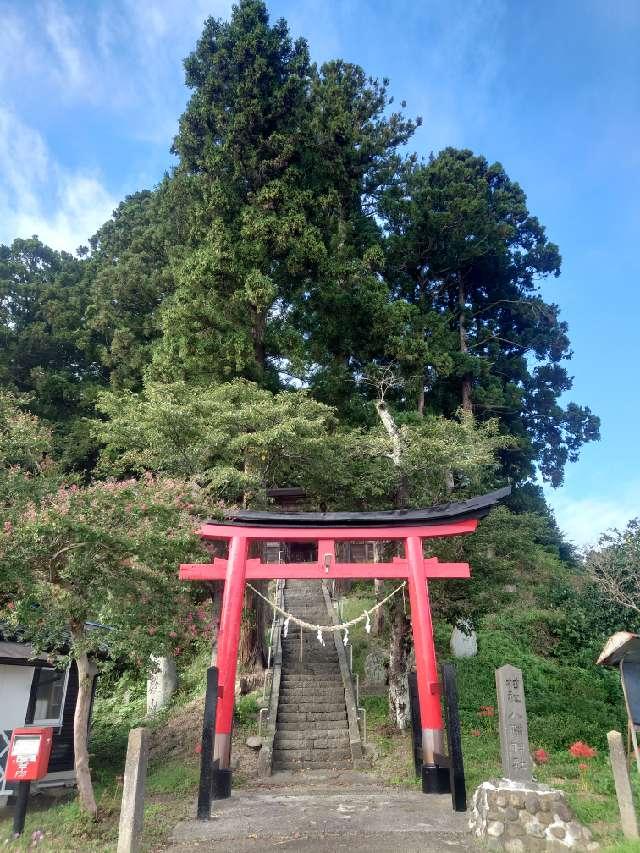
xmin=87 ymin=186 xmax=177 ymax=390
xmin=0 ymin=237 xmax=104 ymax=470
xmin=381 ymin=148 xmax=600 ymax=485
xmin=152 ymin=0 xmax=319 ymax=385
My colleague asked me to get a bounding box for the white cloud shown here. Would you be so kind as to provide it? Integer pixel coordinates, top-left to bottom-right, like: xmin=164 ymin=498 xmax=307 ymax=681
xmin=0 ymin=109 xmax=117 ymax=252
xmin=546 ymin=486 xmax=640 ymax=550
xmin=43 ymin=0 xmax=88 ymax=92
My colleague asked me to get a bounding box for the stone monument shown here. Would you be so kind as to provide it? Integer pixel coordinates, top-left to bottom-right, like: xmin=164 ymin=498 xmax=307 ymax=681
xmin=469 ymin=664 xmax=598 ymax=851
xmin=496 ymin=664 xmax=532 ymax=782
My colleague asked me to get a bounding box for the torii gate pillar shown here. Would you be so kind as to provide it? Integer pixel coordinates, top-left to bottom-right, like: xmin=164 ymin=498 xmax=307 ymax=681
xmin=407 ymin=535 xmax=444 ymax=766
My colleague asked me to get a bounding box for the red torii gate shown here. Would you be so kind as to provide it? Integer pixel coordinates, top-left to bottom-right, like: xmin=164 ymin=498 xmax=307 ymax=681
xmin=180 ymin=486 xmax=509 ymax=796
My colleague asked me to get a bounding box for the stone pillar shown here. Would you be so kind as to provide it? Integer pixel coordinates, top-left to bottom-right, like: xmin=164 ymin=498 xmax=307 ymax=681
xmin=607 ymin=729 xmax=639 ymax=839
xmin=146 ymin=656 xmax=178 ymax=715
xmin=117 ymin=728 xmax=149 ymax=853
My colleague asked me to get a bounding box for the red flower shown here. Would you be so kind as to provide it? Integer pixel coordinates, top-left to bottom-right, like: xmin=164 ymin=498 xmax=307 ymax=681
xmin=478 ymin=705 xmax=495 ymax=718
xmin=470 ymin=729 xmax=481 ymax=737
xmin=533 ymin=748 xmax=549 ymax=764
xmin=578 ymin=762 xmax=588 ymax=771
xmin=569 ymin=741 xmax=596 ymax=759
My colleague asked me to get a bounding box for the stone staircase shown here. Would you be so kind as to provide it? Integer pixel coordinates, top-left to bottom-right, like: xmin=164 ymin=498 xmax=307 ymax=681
xmin=272 ymin=580 xmax=353 ymax=771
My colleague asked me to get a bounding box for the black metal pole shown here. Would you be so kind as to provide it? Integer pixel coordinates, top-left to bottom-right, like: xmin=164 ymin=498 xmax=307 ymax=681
xmin=197 ymin=666 xmax=218 ymax=820
xmin=442 ymin=662 xmax=467 ymax=812
xmin=12 ymin=780 xmax=30 ymax=836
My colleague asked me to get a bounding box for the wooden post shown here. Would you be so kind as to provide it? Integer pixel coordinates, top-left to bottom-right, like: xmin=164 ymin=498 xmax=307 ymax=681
xmin=442 ymin=662 xmax=466 ymax=812
xmin=197 ymin=667 xmax=218 ymax=820
xmin=12 ymin=781 xmax=30 ymax=837
xmin=408 ymin=671 xmax=422 ymax=777
xmin=117 ymin=728 xmax=149 ymax=853
xmin=607 ymin=730 xmax=639 ymax=839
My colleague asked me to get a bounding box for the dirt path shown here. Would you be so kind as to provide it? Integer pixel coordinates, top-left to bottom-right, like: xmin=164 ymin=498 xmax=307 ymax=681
xmin=163 ymin=769 xmax=478 ymax=852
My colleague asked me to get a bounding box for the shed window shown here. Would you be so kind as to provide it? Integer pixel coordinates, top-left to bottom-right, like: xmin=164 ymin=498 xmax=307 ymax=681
xmin=32 ymin=668 xmax=68 ymax=726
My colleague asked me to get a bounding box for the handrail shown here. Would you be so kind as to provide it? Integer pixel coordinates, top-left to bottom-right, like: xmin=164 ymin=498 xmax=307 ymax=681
xmin=261 ymin=579 xmax=285 ymax=706
xmin=256 ymin=578 xmax=285 ymax=777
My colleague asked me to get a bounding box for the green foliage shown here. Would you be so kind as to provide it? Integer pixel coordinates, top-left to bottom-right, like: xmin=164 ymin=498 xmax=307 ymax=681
xmin=448 ymin=610 xmax=626 ymax=753
xmin=0 ymin=237 xmax=106 ymax=471
xmin=1 ymin=475 xmax=207 ymax=668
xmin=380 ymin=148 xmax=599 ymax=485
xmin=584 ymin=518 xmax=640 ymax=622
xmin=86 ymin=187 xmax=176 ymax=391
xmin=93 ymin=376 xmax=508 ymax=512
xmin=234 ymin=691 xmax=260 ymax=728
xmin=0 ymin=391 xmax=63 ymax=521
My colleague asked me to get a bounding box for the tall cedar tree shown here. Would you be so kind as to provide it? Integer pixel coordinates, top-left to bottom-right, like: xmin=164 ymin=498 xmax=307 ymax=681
xmin=381 ymin=149 xmax=599 ymax=485
xmin=152 ymin=0 xmax=418 ymax=403
xmin=152 ymin=0 xmax=317 ymax=385
xmin=86 ymin=186 xmax=178 ymax=390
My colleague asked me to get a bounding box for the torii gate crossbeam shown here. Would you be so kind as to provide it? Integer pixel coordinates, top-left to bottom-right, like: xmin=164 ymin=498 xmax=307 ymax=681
xmin=180 ymin=487 xmax=510 ymax=797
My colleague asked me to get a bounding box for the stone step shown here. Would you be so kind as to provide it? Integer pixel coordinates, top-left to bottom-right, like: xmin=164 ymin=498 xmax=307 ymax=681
xmin=275 ymin=730 xmax=350 ymax=743
xmin=278 ymin=701 xmax=346 ymax=712
xmin=276 ymin=717 xmax=348 ymax=730
xmin=280 ymin=677 xmax=343 ymax=686
xmin=273 ymin=759 xmax=353 ymax=770
xmin=280 ymin=682 xmax=344 ymax=701
xmin=274 ymin=723 xmax=349 ymax=746
xmin=272 ymin=748 xmax=352 ymax=764
xmin=277 ymin=712 xmax=347 ymax=725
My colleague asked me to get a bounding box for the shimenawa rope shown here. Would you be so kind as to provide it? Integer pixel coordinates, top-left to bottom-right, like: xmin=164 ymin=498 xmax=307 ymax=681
xmin=245 ymin=580 xmax=407 ymax=644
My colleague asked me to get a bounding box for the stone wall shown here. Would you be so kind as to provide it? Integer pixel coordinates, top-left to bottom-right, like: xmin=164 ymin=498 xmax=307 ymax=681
xmin=469 ymin=779 xmax=598 ymax=851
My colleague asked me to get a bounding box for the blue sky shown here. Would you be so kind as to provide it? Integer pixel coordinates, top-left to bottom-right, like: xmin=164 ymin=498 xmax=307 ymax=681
xmin=1 ymin=0 xmax=638 ymax=546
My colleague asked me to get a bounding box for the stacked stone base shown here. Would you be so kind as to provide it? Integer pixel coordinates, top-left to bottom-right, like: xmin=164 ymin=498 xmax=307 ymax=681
xmin=469 ymin=779 xmax=598 ymax=851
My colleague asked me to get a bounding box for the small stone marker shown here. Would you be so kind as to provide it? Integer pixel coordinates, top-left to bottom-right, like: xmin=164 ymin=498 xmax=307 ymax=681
xmin=607 ymin=729 xmax=639 ymax=839
xmin=117 ymin=727 xmax=149 ymax=853
xmin=495 ymin=664 xmax=532 ymax=782
xmin=147 ymin=656 xmax=178 ymax=714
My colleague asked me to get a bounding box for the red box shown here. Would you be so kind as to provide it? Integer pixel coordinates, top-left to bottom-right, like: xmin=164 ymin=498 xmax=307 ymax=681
xmin=5 ymin=727 xmax=53 ymax=782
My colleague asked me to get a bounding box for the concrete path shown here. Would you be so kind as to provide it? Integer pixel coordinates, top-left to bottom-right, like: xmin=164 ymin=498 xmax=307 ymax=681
xmin=165 ymin=769 xmax=478 ymax=852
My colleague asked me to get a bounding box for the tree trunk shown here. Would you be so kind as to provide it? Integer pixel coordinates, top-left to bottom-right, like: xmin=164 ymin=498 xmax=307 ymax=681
xmin=388 ymin=596 xmax=412 ymax=729
xmin=373 ymin=396 xmax=412 ymax=727
xmin=372 ymin=539 xmax=384 ymax=636
xmin=458 ymin=276 xmax=472 ymax=413
xmin=73 ymin=646 xmax=98 ymax=817
xmin=238 ymin=583 xmax=267 ymax=672
xmin=375 ymin=400 xmax=409 ymax=507
xmin=206 ymin=581 xmax=223 ymax=666
xmin=417 ymin=382 xmax=425 ymax=416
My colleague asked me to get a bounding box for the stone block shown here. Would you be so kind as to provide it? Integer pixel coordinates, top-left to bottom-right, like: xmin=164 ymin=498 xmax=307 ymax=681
xmin=487 ymin=820 xmax=505 ymax=837
xmin=553 ymin=802 xmax=572 ymax=823
xmin=525 ymin=793 xmax=540 ymax=814
xmin=470 ymin=779 xmax=597 ymax=853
